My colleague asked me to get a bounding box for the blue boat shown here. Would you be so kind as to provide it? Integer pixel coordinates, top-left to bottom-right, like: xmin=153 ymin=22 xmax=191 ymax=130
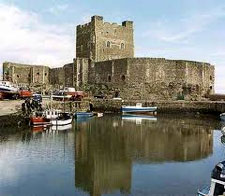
xmin=121 ymin=103 xmax=157 ymax=113
xmin=75 ymin=112 xmax=94 ymax=118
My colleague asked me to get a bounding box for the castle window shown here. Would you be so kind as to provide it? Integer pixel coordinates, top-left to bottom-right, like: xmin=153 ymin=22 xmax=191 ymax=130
xmin=17 ymin=75 xmax=19 ymax=78
xmin=28 ymin=74 xmax=31 ymax=77
xmin=107 ymin=41 xmax=111 ymax=48
xmin=121 ymin=75 xmax=126 ymax=81
xmin=45 ymin=73 xmax=47 ymax=76
xmin=210 ymin=86 xmax=212 ymax=90
xmin=108 ymin=75 xmax=111 ymax=82
xmin=121 ymin=43 xmax=125 ymax=49
xmin=196 ymin=84 xmax=200 ymax=93
xmin=210 ymin=75 xmax=212 ymax=80
xmin=37 ymin=72 xmax=40 ymax=75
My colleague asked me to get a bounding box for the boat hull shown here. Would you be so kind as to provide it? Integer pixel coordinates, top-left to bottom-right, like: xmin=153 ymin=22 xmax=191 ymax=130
xmin=51 ymin=118 xmax=72 ymax=126
xmin=121 ymin=106 xmax=157 ymax=113
xmin=75 ymin=112 xmax=94 ymax=118
xmin=51 ymin=124 xmax=72 ymax=131
xmin=30 ymin=117 xmax=51 ymax=126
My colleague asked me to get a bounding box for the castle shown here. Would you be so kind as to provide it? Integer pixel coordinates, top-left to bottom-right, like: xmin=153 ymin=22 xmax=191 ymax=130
xmin=3 ymin=15 xmax=215 ymax=100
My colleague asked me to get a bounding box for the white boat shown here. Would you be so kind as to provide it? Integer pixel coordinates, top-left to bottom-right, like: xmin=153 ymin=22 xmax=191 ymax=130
xmin=0 ymin=81 xmax=18 ymax=93
xmin=44 ymin=109 xmax=62 ymax=120
xmin=51 ymin=113 xmax=72 ymax=126
xmin=220 ymin=113 xmax=225 ymax=121
xmin=51 ymin=124 xmax=72 ymax=131
xmin=198 ymin=161 xmax=225 ymax=196
xmin=121 ymin=103 xmax=157 ymax=113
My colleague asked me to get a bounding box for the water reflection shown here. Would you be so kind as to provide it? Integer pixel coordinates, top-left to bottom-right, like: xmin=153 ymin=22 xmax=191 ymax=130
xmin=75 ymin=115 xmax=215 ymax=196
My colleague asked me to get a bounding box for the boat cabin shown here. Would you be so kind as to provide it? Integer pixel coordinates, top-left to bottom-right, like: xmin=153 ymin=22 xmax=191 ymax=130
xmin=44 ymin=110 xmax=62 ymax=119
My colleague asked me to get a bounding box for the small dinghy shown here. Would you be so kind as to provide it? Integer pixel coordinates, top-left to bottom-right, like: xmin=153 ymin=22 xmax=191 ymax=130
xmin=121 ymin=103 xmax=157 ymax=114
xmin=75 ymin=112 xmax=94 ymax=118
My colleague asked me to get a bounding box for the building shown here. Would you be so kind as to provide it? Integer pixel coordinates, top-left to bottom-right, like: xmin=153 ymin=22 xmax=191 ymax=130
xmin=2 ymin=15 xmax=215 ymax=100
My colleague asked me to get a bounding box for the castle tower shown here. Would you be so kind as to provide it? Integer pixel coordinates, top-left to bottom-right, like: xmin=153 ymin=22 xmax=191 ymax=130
xmin=76 ymin=15 xmax=134 ymax=62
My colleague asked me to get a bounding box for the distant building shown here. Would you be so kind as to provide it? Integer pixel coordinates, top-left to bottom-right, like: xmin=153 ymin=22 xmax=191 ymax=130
xmin=2 ymin=15 xmax=215 ymax=100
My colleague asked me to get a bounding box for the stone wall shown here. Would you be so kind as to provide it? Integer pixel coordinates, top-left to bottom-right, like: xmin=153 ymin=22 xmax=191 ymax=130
xmin=91 ymin=99 xmax=225 ymax=114
xmin=3 ymin=62 xmax=50 ymax=86
xmin=64 ymin=63 xmax=74 ymax=87
xmin=88 ymin=58 xmax=214 ymax=100
xmin=75 ymin=58 xmax=90 ymax=88
xmin=49 ymin=67 xmax=65 ymax=88
xmin=76 ymin=15 xmax=134 ymax=62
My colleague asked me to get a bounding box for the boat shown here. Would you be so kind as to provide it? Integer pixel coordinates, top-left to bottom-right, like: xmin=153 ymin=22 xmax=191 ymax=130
xmin=30 ymin=115 xmax=51 ymax=126
xmin=75 ymin=112 xmax=94 ymax=118
xmin=220 ymin=113 xmax=225 ymax=121
xmin=121 ymin=103 xmax=157 ymax=113
xmin=51 ymin=124 xmax=72 ymax=131
xmin=30 ymin=110 xmax=62 ymax=126
xmin=51 ymin=113 xmax=72 ymax=126
xmin=0 ymin=81 xmax=19 ymax=99
xmin=0 ymin=81 xmax=18 ymax=92
xmin=197 ymin=161 xmax=225 ymax=196
xmin=44 ymin=109 xmax=62 ymax=120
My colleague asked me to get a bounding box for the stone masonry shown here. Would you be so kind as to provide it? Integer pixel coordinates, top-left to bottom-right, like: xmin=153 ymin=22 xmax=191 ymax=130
xmin=76 ymin=15 xmax=134 ymax=62
xmin=2 ymin=15 xmax=215 ymax=100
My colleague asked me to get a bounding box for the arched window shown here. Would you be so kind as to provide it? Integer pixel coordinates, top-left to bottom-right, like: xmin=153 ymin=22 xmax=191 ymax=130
xmin=210 ymin=75 xmax=212 ymax=80
xmin=108 ymin=75 xmax=111 ymax=82
xmin=121 ymin=75 xmax=125 ymax=81
xmin=17 ymin=75 xmax=19 ymax=78
xmin=107 ymin=41 xmax=111 ymax=48
xmin=121 ymin=43 xmax=125 ymax=49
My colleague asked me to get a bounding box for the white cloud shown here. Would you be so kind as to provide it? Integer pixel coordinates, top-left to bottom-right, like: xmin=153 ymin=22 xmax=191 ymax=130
xmin=47 ymin=4 xmax=69 ymax=15
xmin=143 ymin=6 xmax=225 ymax=43
xmin=0 ymin=3 xmax=74 ymax=69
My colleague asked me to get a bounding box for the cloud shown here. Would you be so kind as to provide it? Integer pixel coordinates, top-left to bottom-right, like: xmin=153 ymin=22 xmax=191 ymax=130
xmin=47 ymin=4 xmax=69 ymax=15
xmin=0 ymin=3 xmax=74 ymax=69
xmin=143 ymin=6 xmax=225 ymax=43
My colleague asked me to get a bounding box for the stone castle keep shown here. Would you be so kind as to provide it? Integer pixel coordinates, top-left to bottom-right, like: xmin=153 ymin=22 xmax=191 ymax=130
xmin=3 ymin=15 xmax=215 ymax=100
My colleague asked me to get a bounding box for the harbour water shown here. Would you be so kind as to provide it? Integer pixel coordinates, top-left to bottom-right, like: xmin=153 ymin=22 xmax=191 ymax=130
xmin=0 ymin=114 xmax=225 ymax=196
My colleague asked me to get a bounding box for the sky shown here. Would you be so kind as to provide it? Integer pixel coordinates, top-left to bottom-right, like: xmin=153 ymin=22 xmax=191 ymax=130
xmin=0 ymin=0 xmax=224 ymax=93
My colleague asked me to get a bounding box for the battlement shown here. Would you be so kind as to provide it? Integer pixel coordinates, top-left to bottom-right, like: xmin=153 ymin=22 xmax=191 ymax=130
xmin=91 ymin=15 xmax=103 ymax=22
xmin=122 ymin=21 xmax=133 ymax=28
xmin=77 ymin=15 xmax=133 ymax=29
xmin=76 ymin=15 xmax=134 ymax=61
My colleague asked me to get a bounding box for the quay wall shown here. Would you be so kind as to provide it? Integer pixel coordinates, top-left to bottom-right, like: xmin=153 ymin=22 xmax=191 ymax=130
xmin=0 ymin=100 xmax=224 ymax=128
xmin=92 ymin=100 xmax=225 ymax=114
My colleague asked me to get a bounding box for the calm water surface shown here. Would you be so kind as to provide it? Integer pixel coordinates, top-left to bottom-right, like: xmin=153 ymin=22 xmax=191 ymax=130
xmin=0 ymin=114 xmax=225 ymax=196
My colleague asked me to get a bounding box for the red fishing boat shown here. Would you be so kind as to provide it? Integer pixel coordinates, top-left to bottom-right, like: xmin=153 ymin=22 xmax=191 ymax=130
xmin=30 ymin=112 xmax=51 ymax=126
